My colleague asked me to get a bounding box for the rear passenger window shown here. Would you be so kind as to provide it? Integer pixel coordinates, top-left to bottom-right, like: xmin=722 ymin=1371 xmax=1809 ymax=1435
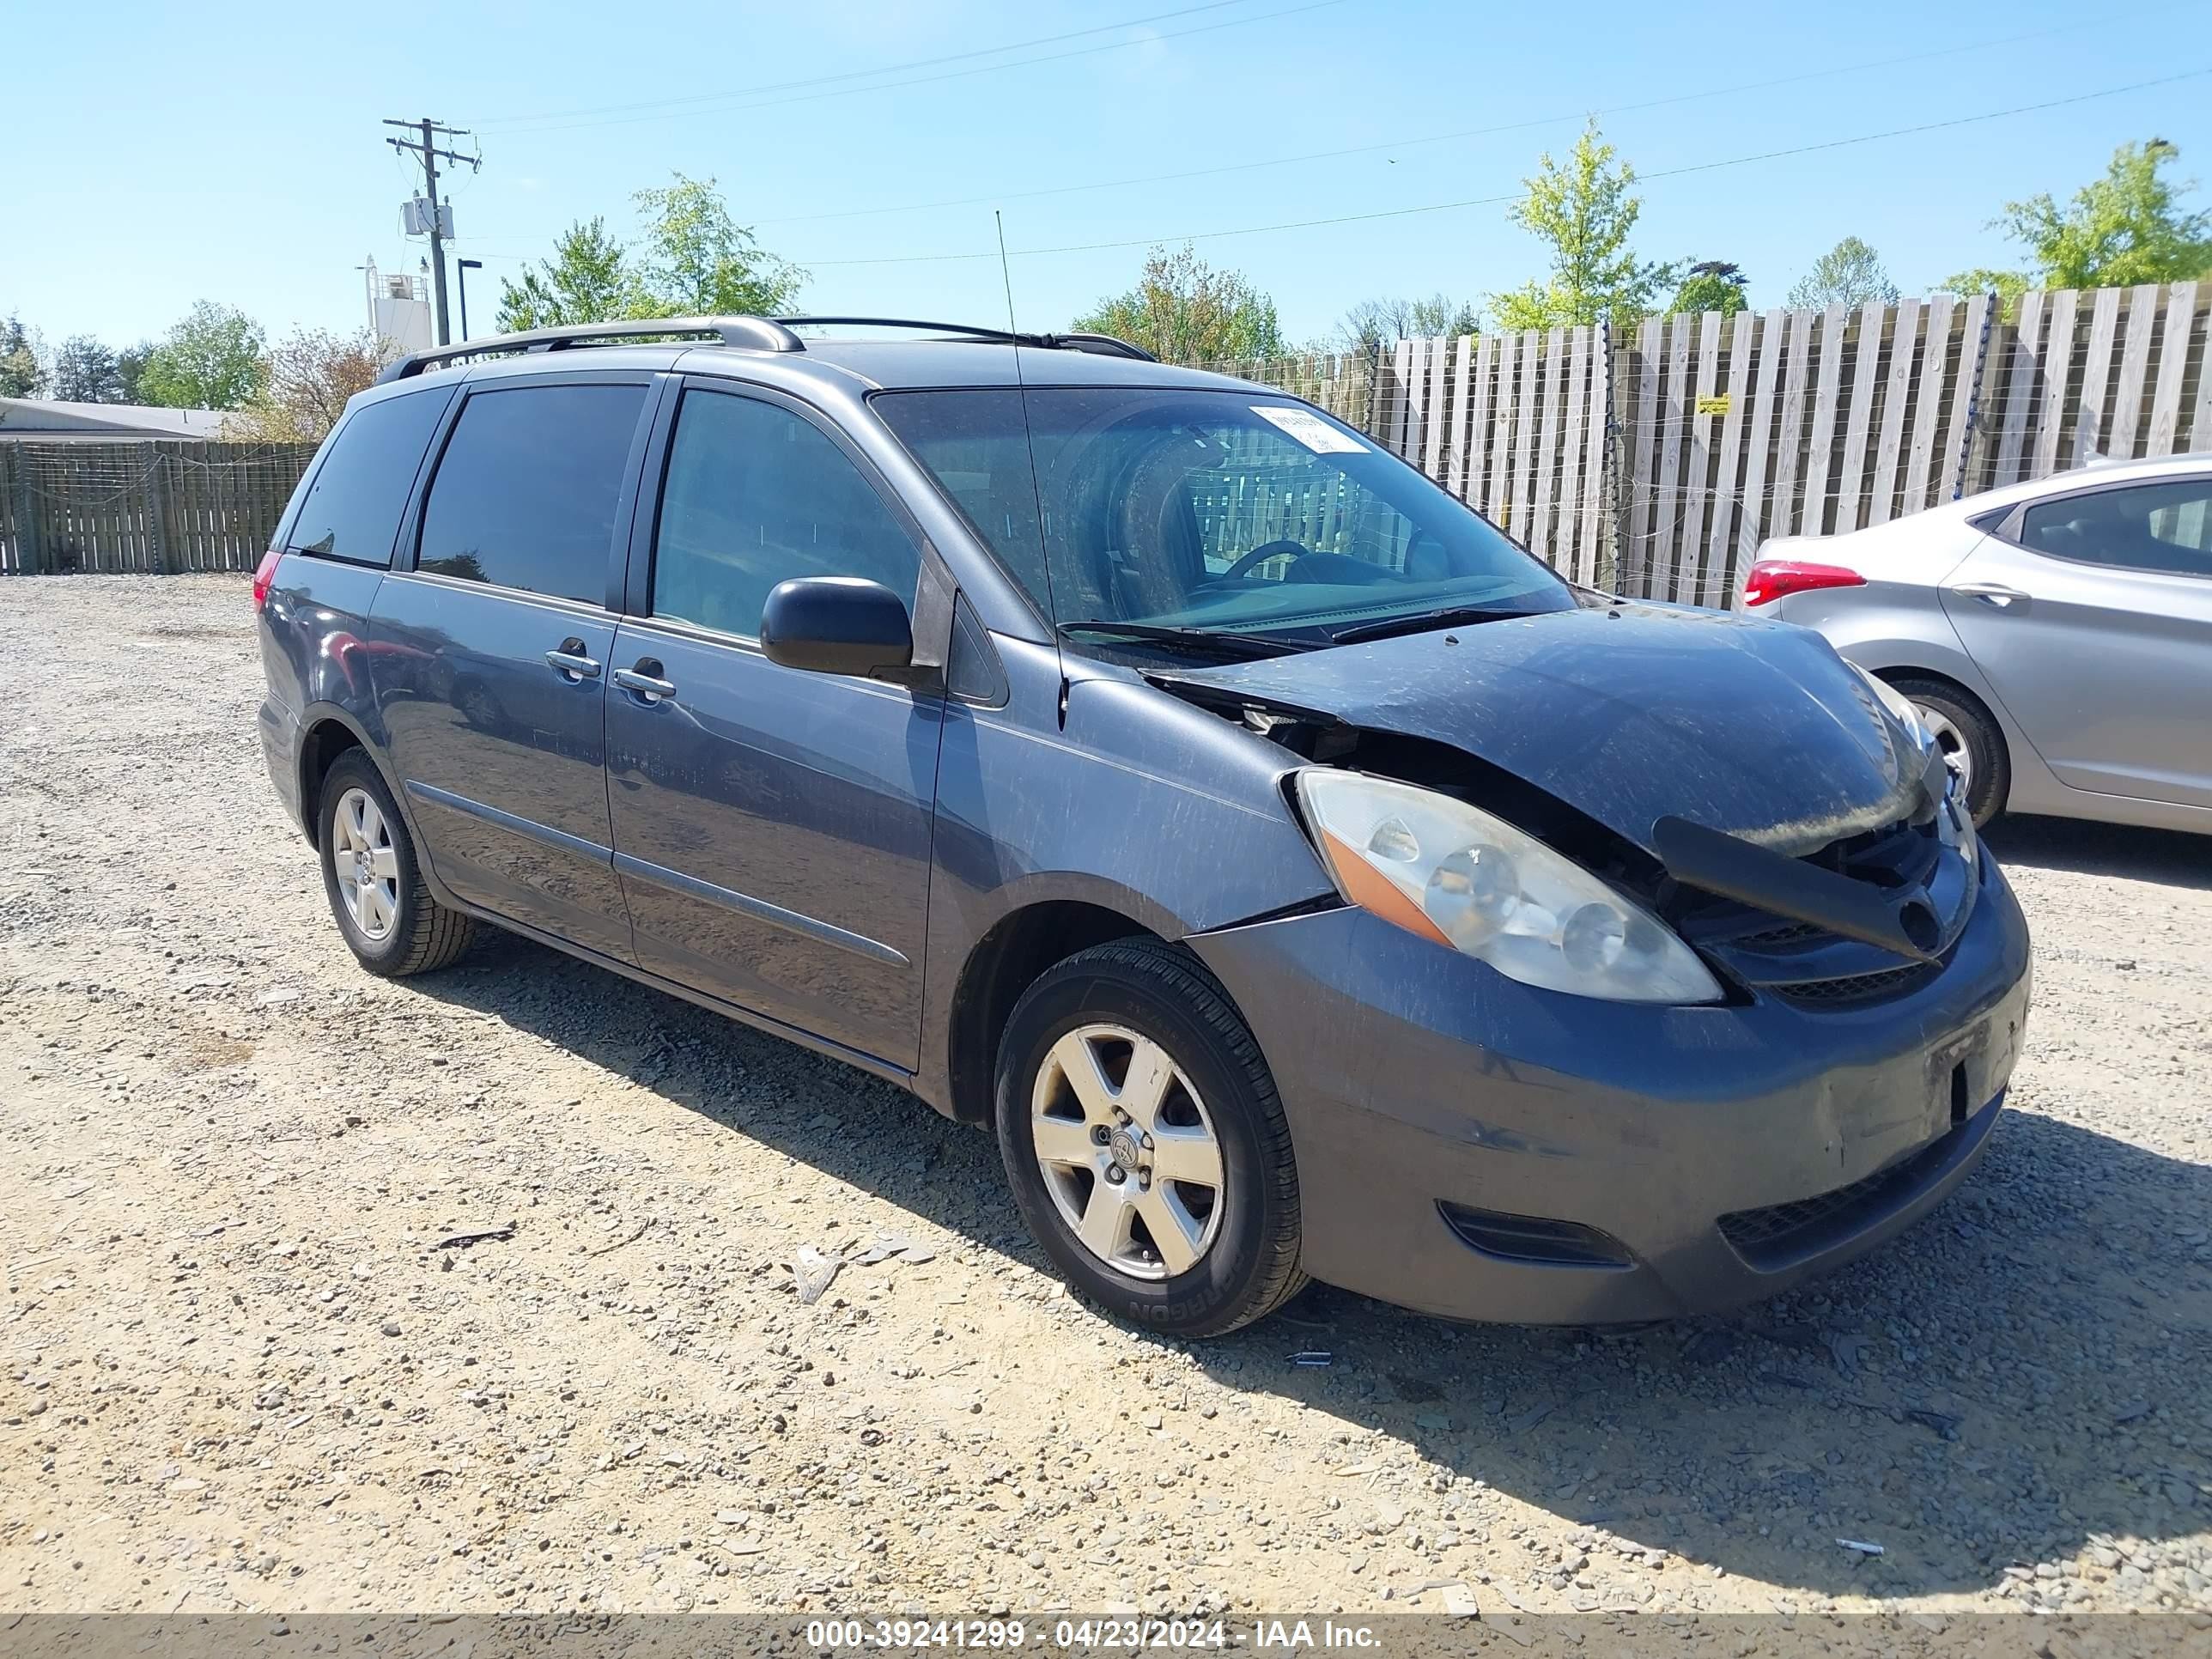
xmin=651 ymin=390 xmax=920 ymax=638
xmin=2017 ymin=479 xmax=2212 ymax=579
xmin=417 ymin=383 xmax=647 ymax=604
xmin=289 ymin=388 xmax=449 ymax=565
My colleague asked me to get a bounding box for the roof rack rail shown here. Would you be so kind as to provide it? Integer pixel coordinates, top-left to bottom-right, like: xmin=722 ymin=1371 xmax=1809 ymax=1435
xmin=375 ymin=315 xmax=805 ymax=384
xmin=776 ymin=316 xmax=1156 ymax=362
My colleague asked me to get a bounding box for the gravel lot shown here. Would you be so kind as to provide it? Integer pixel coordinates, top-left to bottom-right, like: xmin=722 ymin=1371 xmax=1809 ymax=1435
xmin=3 ymin=574 xmax=2209 ymax=1620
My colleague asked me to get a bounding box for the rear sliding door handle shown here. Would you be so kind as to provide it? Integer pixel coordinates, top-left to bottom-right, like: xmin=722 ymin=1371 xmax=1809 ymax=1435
xmin=545 ymin=640 xmax=602 ymax=680
xmin=1949 ymin=581 xmax=2028 ymax=609
xmin=613 ymin=663 xmax=677 ymax=703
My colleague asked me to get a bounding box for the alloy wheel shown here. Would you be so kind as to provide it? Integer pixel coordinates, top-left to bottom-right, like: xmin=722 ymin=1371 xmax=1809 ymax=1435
xmin=331 ymin=787 xmax=401 ymax=943
xmin=1030 ymin=1023 xmax=1225 ymax=1280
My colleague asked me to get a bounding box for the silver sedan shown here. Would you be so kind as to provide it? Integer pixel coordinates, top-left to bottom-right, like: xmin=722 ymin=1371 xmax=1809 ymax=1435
xmin=1742 ymin=452 xmax=2212 ymax=834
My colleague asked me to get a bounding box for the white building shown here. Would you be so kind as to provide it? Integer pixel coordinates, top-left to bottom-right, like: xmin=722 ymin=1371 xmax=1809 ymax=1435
xmin=366 ymin=258 xmax=433 ymax=357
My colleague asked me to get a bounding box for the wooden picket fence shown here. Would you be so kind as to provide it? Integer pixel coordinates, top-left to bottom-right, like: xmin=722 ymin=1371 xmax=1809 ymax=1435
xmin=8 ymin=286 xmax=2208 ymax=599
xmin=0 ymin=440 xmax=318 ymax=575
xmin=1224 ymin=281 xmax=2212 ymax=605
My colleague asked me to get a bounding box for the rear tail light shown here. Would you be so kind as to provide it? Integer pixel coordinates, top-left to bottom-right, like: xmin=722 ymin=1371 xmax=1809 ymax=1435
xmin=1741 ymin=559 xmax=1865 ymax=607
xmin=252 ymin=549 xmax=282 ymax=611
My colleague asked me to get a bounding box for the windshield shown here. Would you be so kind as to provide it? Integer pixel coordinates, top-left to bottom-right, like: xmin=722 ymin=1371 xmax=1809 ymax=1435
xmin=873 ymin=387 xmax=1572 ymax=648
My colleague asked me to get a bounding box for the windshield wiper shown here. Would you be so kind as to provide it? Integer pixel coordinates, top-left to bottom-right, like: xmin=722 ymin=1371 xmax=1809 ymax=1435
xmin=1324 ymin=605 xmax=1537 ymax=646
xmin=1055 ymin=620 xmax=1307 ymax=659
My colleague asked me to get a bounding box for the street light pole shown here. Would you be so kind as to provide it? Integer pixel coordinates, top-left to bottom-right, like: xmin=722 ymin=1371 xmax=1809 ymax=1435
xmin=457 ymin=258 xmax=483 ymax=342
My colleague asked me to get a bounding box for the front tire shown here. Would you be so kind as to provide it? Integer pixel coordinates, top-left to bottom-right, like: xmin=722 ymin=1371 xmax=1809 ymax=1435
xmin=318 ymin=750 xmax=477 ymax=977
xmin=1890 ymin=675 xmax=2008 ymax=826
xmin=994 ymin=939 xmax=1306 ymax=1338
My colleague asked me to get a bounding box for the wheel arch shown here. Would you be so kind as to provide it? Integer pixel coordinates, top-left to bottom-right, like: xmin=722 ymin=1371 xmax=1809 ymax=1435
xmin=294 ymin=706 xmax=461 ymax=908
xmin=944 ymin=898 xmax=1163 ymax=1126
xmin=297 ymin=708 xmax=377 ymax=846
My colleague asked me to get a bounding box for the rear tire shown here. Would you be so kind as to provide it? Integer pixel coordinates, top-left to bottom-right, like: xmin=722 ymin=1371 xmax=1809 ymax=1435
xmin=1890 ymin=674 xmax=2008 ymax=826
xmin=318 ymin=750 xmax=477 ymax=977
xmin=994 ymin=938 xmax=1306 ymax=1339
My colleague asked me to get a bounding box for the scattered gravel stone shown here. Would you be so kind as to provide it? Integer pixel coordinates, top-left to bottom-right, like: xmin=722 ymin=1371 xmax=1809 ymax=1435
xmin=1 ymin=576 xmax=2207 ymax=1619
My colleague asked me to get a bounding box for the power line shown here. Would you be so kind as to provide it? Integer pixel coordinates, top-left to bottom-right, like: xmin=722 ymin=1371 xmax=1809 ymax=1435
xmin=792 ymin=69 xmax=2212 ymax=268
xmin=482 ymin=0 xmax=1347 ymax=136
xmin=753 ymin=12 xmax=2168 ymax=228
xmin=478 ymin=0 xmax=1265 ymax=129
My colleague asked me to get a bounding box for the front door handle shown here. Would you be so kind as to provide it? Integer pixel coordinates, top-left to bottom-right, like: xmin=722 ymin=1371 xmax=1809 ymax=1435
xmin=546 ymin=639 xmax=602 ymax=680
xmin=613 ymin=661 xmax=676 ymax=703
xmin=1949 ymin=581 xmax=2028 ymax=609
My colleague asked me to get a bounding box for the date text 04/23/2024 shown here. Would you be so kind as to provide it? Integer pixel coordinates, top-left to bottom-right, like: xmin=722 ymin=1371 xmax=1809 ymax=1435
xmin=803 ymin=1619 xmax=1386 ymax=1650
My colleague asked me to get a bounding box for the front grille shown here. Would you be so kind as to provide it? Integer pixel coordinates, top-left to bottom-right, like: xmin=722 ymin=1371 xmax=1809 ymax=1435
xmin=1717 ymin=1116 xmax=1967 ymax=1269
xmin=1811 ymin=812 xmax=1942 ymax=891
xmin=1774 ymin=958 xmax=1942 ymax=1006
xmin=1675 ymin=810 xmax=1968 ymax=1011
xmin=1737 ymin=920 xmax=1824 ymax=948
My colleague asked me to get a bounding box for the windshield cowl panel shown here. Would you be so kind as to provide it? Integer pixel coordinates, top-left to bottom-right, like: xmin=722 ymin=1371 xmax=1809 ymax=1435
xmin=872 ymin=386 xmax=1572 ymax=654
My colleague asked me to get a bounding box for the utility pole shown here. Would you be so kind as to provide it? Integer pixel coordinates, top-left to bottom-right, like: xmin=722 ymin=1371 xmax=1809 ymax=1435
xmin=384 ymin=118 xmax=479 ymax=346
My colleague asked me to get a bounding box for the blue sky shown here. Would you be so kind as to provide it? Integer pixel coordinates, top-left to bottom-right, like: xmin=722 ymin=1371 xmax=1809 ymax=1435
xmin=7 ymin=0 xmax=2211 ymax=352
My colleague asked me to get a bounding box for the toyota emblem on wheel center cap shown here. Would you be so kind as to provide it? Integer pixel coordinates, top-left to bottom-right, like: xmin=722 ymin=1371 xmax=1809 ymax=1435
xmin=1108 ymin=1127 xmax=1141 ymax=1170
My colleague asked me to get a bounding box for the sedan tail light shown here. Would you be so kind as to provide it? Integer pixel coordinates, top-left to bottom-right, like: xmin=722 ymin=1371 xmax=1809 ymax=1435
xmin=252 ymin=549 xmax=282 ymax=611
xmin=1741 ymin=559 xmax=1865 ymax=608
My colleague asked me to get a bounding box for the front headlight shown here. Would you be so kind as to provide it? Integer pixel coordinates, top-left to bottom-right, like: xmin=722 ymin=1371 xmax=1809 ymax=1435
xmin=1294 ymin=770 xmax=1723 ymax=1005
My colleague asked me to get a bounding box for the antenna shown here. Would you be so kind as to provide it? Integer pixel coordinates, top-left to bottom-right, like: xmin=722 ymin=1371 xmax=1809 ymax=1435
xmin=994 ymin=212 xmax=1024 ymax=380
xmin=995 ymin=211 xmax=1068 ymax=703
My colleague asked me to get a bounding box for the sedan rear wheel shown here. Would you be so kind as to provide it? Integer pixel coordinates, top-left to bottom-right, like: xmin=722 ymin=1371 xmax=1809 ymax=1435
xmin=1889 ymin=675 xmax=2009 ymax=826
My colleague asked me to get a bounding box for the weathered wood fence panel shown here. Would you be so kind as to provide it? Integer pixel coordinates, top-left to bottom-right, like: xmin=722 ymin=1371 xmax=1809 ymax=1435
xmin=14 ymin=289 xmax=2204 ymax=592
xmin=1227 ymin=282 xmax=2209 ymax=606
xmin=0 ymin=440 xmax=319 ymax=575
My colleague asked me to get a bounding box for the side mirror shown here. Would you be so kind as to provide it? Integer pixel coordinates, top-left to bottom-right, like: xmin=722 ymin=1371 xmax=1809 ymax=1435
xmin=759 ymin=576 xmax=919 ymax=682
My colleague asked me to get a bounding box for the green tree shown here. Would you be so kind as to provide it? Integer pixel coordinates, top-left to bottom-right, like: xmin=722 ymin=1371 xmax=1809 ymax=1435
xmin=1492 ymin=121 xmax=1674 ymax=331
xmin=227 ymin=328 xmax=391 ymax=441
xmin=629 ymin=173 xmax=805 ymax=317
xmin=113 ymin=343 xmax=155 ymax=404
xmin=139 ymin=301 xmax=265 ymax=410
xmin=1338 ymin=293 xmax=1482 ymax=349
xmin=1939 ymin=139 xmax=2212 ymax=297
xmin=1787 ymin=237 xmax=1898 ymax=309
xmin=0 ymin=313 xmax=44 ymax=397
xmin=1668 ymin=260 xmax=1750 ymax=318
xmin=1073 ymin=243 xmax=1284 ymax=363
xmin=495 ymin=217 xmax=632 ymax=331
xmin=51 ymin=336 xmax=125 ymax=403
xmin=1935 ymin=268 xmax=2032 ymax=308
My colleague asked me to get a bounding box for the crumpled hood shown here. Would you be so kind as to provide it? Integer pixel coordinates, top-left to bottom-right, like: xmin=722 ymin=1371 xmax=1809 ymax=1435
xmin=1154 ymin=602 xmax=1926 ymax=858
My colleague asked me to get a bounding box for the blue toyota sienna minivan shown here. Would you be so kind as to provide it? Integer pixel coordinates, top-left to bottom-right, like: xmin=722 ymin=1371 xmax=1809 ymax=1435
xmin=254 ymin=317 xmax=2032 ymax=1337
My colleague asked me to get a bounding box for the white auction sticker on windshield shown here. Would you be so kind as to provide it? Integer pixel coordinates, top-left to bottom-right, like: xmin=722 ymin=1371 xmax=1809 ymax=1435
xmin=1251 ymin=404 xmax=1367 ymax=453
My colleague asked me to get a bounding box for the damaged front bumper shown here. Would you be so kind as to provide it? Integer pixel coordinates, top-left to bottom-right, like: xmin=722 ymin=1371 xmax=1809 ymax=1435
xmin=1186 ymin=852 xmax=2033 ymax=1324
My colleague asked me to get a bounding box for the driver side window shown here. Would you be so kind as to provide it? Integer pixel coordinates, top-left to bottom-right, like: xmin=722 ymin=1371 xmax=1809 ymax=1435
xmin=651 ymin=389 xmax=921 ymax=638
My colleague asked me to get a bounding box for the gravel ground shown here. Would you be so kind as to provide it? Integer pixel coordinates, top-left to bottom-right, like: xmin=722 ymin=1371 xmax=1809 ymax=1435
xmin=3 ymin=574 xmax=2209 ymax=1620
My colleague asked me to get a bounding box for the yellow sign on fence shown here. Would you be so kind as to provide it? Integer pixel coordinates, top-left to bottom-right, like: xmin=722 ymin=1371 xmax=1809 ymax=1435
xmin=1695 ymin=393 xmax=1733 ymax=416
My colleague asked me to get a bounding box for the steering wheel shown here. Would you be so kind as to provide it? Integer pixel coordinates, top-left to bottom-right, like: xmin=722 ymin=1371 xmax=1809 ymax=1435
xmin=1219 ymin=538 xmax=1316 ymax=580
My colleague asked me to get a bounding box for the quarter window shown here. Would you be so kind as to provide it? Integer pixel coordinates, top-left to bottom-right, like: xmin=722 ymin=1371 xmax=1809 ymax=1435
xmin=651 ymin=390 xmax=921 ymax=638
xmin=417 ymin=383 xmax=647 ymax=604
xmin=289 ymin=388 xmax=449 ymax=566
xmin=2017 ymin=478 xmax=2212 ymax=579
